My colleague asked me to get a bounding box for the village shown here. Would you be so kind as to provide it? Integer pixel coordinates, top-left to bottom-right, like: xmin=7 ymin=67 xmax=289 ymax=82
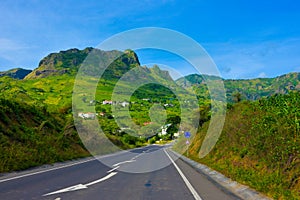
xmin=77 ymin=98 xmax=181 ymax=139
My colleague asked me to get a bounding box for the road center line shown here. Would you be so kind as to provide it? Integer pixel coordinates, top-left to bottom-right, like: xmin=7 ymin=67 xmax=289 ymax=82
xmin=164 ymin=148 xmax=202 ymax=200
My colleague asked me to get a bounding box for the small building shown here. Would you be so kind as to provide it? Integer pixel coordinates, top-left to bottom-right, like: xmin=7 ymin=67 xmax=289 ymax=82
xmin=78 ymin=112 xmax=96 ymax=119
xmin=103 ymin=100 xmax=113 ymax=105
xmin=120 ymin=101 xmax=129 ymax=107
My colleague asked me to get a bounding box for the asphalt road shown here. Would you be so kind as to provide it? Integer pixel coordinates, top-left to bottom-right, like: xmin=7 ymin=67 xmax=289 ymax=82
xmin=0 ymin=145 xmax=239 ymax=200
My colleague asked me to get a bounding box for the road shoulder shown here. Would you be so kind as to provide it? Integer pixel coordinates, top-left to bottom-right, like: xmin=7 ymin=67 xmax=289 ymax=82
xmin=169 ymin=149 xmax=271 ymax=200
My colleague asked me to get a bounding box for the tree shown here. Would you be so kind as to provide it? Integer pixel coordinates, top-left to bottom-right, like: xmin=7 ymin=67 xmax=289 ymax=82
xmin=233 ymin=92 xmax=242 ymax=103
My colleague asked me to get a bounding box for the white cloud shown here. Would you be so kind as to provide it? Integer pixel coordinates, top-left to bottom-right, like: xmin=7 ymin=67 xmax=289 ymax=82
xmin=203 ymin=38 xmax=300 ymax=79
xmin=0 ymin=38 xmax=28 ymax=51
xmin=0 ymin=38 xmax=35 ymax=69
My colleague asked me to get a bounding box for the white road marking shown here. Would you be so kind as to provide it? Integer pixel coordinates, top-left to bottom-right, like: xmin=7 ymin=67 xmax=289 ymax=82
xmin=0 ymin=147 xmax=141 ymax=184
xmin=131 ymin=149 xmax=149 ymax=160
xmin=0 ymin=147 xmax=150 ymax=184
xmin=43 ymin=172 xmax=118 ymax=196
xmin=85 ymin=172 xmax=117 ymax=186
xmin=44 ymin=184 xmax=87 ymax=196
xmin=112 ymin=160 xmax=135 ymax=167
xmin=164 ymin=149 xmax=202 ymax=200
xmin=54 ymin=198 xmax=61 ymax=200
xmin=0 ymin=158 xmax=96 ymax=183
xmin=107 ymin=166 xmax=120 ymax=173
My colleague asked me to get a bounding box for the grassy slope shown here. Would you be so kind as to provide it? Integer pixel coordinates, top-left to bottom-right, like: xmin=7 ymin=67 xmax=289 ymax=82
xmin=0 ymin=98 xmax=89 ymax=172
xmin=177 ymin=92 xmax=300 ymax=199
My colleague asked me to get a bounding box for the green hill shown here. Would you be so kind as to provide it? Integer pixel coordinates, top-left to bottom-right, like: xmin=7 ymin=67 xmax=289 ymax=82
xmin=0 ymin=68 xmax=32 ymax=79
xmin=176 ymin=72 xmax=300 ymax=102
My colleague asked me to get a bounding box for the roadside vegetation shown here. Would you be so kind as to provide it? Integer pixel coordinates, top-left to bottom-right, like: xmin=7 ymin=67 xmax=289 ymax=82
xmin=0 ymin=98 xmax=89 ymax=172
xmin=179 ymin=92 xmax=300 ymax=199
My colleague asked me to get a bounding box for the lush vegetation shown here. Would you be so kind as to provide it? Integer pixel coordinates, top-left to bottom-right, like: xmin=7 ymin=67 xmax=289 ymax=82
xmin=1 ymin=47 xmax=299 ymax=200
xmin=0 ymin=98 xmax=89 ymax=172
xmin=176 ymin=72 xmax=300 ymax=102
xmin=176 ymin=92 xmax=300 ymax=199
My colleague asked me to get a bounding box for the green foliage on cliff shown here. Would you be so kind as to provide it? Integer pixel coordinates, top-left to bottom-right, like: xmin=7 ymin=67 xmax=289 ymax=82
xmin=182 ymin=92 xmax=300 ymax=199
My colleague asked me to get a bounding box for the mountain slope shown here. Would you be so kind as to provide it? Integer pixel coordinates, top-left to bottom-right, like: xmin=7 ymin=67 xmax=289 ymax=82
xmin=24 ymin=48 xmax=140 ymax=79
xmin=176 ymin=72 xmax=300 ymax=102
xmin=0 ymin=68 xmax=32 ymax=79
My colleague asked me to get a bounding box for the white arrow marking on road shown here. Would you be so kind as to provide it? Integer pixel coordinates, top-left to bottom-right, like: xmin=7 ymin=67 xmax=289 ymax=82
xmin=112 ymin=160 xmax=135 ymax=167
xmin=85 ymin=172 xmax=117 ymax=186
xmin=43 ymin=184 xmax=88 ymax=196
xmin=43 ymin=172 xmax=117 ymax=196
xmin=107 ymin=166 xmax=120 ymax=173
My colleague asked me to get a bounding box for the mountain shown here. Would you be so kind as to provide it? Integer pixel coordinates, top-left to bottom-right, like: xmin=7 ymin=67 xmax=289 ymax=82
xmin=176 ymin=74 xmax=223 ymax=88
xmin=24 ymin=48 xmax=140 ymax=79
xmin=0 ymin=68 xmax=32 ymax=79
xmin=176 ymin=72 xmax=300 ymax=102
xmin=25 ymin=48 xmax=92 ymax=79
xmin=0 ymin=48 xmax=175 ymax=114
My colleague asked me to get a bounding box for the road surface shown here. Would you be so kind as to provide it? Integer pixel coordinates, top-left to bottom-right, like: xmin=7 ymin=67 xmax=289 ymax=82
xmin=0 ymin=145 xmax=239 ymax=200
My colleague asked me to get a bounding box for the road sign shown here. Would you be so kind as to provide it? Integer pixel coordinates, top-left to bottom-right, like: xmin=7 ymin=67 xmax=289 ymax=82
xmin=184 ymin=131 xmax=191 ymax=138
xmin=186 ymin=140 xmax=190 ymax=145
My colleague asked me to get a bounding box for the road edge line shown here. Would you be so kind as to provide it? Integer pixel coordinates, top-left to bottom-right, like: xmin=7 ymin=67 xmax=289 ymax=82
xmin=0 ymin=145 xmax=151 ymax=183
xmin=0 ymin=158 xmax=96 ymax=183
xmin=169 ymin=149 xmax=271 ymax=200
xmin=164 ymin=148 xmax=202 ymax=200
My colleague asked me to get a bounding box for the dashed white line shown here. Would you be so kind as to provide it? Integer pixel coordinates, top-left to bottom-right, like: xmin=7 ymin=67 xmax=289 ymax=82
xmin=164 ymin=148 xmax=202 ymax=200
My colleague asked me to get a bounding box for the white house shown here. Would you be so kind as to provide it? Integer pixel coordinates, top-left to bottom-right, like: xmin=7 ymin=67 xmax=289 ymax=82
xmin=120 ymin=101 xmax=129 ymax=107
xmin=78 ymin=112 xmax=96 ymax=119
xmin=103 ymin=100 xmax=113 ymax=105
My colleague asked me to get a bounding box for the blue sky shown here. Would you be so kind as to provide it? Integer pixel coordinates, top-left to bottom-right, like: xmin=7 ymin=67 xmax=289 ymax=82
xmin=0 ymin=0 xmax=300 ymax=79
